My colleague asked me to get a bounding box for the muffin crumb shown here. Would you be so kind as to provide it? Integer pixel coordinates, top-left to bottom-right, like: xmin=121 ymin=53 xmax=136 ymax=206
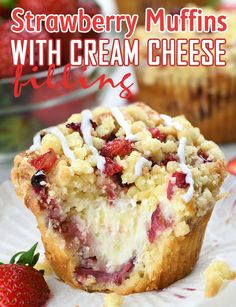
xmin=104 ymin=293 xmax=123 ymax=307
xmin=204 ymin=260 xmax=236 ymax=297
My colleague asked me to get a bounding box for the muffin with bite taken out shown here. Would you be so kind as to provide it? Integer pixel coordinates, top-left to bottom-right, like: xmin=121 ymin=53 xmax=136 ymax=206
xmin=12 ymin=103 xmax=226 ymax=294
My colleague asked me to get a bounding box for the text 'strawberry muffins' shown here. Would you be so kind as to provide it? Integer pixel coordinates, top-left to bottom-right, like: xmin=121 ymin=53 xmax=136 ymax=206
xmin=12 ymin=103 xmax=226 ymax=294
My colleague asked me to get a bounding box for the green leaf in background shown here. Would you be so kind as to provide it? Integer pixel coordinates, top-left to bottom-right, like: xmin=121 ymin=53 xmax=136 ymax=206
xmin=205 ymin=0 xmax=220 ymax=7
xmin=0 ymin=0 xmax=16 ymax=9
xmin=0 ymin=115 xmax=43 ymax=153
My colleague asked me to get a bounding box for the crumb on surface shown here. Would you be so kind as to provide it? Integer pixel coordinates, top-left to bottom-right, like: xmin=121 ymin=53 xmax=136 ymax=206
xmin=204 ymin=260 xmax=236 ymax=298
xmin=104 ymin=293 xmax=123 ymax=307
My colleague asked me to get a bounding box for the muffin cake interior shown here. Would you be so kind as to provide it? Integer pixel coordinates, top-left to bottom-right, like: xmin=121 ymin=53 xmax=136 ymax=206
xmin=12 ymin=103 xmax=226 ymax=292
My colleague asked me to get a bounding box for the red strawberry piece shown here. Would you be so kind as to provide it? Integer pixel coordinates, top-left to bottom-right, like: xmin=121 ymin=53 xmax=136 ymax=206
xmin=104 ymin=183 xmax=117 ymax=204
xmin=66 ymin=120 xmax=97 ymax=135
xmin=113 ymin=259 xmax=134 ymax=286
xmin=160 ymin=154 xmax=178 ymax=166
xmin=198 ymin=149 xmax=211 ymax=163
xmin=167 ymin=179 xmax=175 ymax=200
xmin=100 ymin=138 xmax=133 ymax=159
xmin=227 ymin=157 xmax=236 ymax=176
xmin=103 ymin=157 xmax=123 ymax=177
xmin=173 ymin=172 xmax=189 ymax=188
xmin=0 ymin=244 xmax=50 ymax=307
xmin=167 ymin=172 xmax=189 ymax=200
xmin=60 ymin=218 xmax=86 ymax=244
xmin=149 ymin=128 xmax=167 ymax=142
xmin=148 ymin=206 xmax=172 ymax=243
xmin=76 ymin=258 xmax=134 ymax=286
xmin=30 ymin=148 xmax=57 ymax=172
xmin=0 ymin=20 xmax=49 ymax=78
xmin=66 ymin=122 xmax=82 ymax=134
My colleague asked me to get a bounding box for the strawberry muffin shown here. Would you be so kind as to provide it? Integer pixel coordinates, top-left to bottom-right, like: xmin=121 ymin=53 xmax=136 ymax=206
xmin=12 ymin=103 xmax=226 ymax=294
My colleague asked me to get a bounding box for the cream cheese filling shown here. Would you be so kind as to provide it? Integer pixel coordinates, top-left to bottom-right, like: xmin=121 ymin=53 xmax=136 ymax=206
xmin=73 ymin=197 xmax=153 ymax=272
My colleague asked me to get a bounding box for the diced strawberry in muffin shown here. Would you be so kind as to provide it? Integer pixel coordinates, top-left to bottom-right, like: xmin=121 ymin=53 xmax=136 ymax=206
xmin=148 ymin=206 xmax=172 ymax=243
xmin=66 ymin=120 xmax=97 ymax=135
xmin=30 ymin=149 xmax=57 ymax=172
xmin=103 ymin=158 xmax=123 ymax=177
xmin=149 ymin=128 xmax=167 ymax=142
xmin=173 ymin=172 xmax=189 ymax=188
xmin=198 ymin=149 xmax=211 ymax=163
xmin=66 ymin=122 xmax=82 ymax=134
xmin=167 ymin=172 xmax=189 ymax=200
xmin=76 ymin=258 xmax=134 ymax=286
xmin=104 ymin=184 xmax=117 ymax=204
xmin=160 ymin=154 xmax=178 ymax=166
xmin=100 ymin=138 xmax=133 ymax=159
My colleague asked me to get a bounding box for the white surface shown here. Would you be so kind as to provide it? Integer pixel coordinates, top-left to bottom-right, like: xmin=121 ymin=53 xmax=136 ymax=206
xmin=0 ymin=174 xmax=236 ymax=307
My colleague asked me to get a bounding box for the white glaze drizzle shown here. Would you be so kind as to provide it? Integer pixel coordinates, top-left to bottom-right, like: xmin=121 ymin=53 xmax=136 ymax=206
xmin=177 ymin=137 xmax=194 ymax=203
xmin=30 ymin=127 xmax=76 ymax=164
xmin=30 ymin=132 xmax=41 ymax=152
xmin=160 ymin=114 xmax=183 ymax=131
xmin=111 ymin=107 xmax=137 ymax=141
xmin=134 ymin=157 xmax=152 ymax=177
xmin=80 ymin=109 xmax=106 ymax=172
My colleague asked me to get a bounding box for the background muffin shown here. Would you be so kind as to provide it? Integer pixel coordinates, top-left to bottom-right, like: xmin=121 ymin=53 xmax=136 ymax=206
xmin=133 ymin=8 xmax=236 ymax=143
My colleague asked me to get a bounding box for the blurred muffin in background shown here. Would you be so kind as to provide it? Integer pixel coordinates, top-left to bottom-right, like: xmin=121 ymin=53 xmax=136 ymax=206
xmin=133 ymin=8 xmax=236 ymax=144
xmin=116 ymin=0 xmax=219 ymax=24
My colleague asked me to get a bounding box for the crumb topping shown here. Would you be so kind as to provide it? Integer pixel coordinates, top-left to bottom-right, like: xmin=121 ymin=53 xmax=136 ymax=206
xmin=29 ymin=102 xmax=226 ymax=222
xmin=204 ymin=260 xmax=236 ymax=298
